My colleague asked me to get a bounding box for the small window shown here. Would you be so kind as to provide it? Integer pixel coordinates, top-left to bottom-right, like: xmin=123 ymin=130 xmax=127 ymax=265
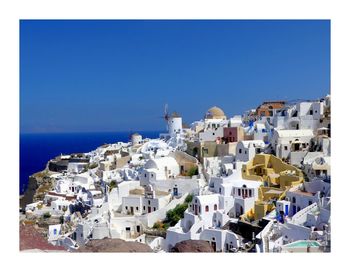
xmin=148 ymin=200 xmax=151 ymax=205
xmin=144 ymin=174 xmax=147 ymax=177
xmin=205 ymin=205 xmax=209 ymax=212
xmin=239 ymin=149 xmax=242 ymax=154
xmin=214 ymin=204 xmax=217 ymax=211
xmin=238 ymin=189 xmax=241 ymax=196
xmin=143 ymin=206 xmax=145 ymax=210
xmin=136 ymin=207 xmax=139 ymax=211
xmin=125 ymin=206 xmax=128 ymax=210
xmin=284 ymin=146 xmax=288 ymax=151
xmin=153 ymin=207 xmax=156 ymax=211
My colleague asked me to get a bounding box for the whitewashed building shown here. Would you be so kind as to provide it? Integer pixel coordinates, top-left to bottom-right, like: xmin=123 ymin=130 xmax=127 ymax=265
xmin=139 ymin=156 xmax=180 ymax=184
xmin=271 ymin=129 xmax=314 ymax=160
xmin=236 ymin=140 xmax=266 ymax=162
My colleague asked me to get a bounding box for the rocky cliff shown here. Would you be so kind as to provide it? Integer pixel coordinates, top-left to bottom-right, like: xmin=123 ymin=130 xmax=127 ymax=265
xmin=20 ymin=169 xmax=56 ymax=210
xmin=77 ymin=238 xmax=153 ymax=252
xmin=171 ymin=240 xmax=214 ymax=252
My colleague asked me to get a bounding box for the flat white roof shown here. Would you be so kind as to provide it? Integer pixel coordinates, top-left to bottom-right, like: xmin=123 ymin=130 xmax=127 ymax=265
xmin=195 ymin=194 xmax=220 ymax=205
xmin=275 ymin=129 xmax=314 ymax=138
xmin=239 ymin=140 xmax=265 ymax=148
xmin=231 ymin=179 xmax=262 ymax=189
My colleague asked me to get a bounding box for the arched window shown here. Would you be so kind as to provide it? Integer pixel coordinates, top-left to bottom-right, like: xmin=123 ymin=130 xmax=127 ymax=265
xmin=214 ymin=204 xmax=217 ymax=211
xmin=205 ymin=205 xmax=209 ymax=212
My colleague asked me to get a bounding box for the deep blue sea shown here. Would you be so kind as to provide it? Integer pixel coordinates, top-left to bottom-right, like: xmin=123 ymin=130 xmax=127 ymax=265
xmin=20 ymin=131 xmax=162 ymax=195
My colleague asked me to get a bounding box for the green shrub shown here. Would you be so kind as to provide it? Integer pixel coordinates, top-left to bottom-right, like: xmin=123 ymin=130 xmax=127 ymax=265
xmin=43 ymin=212 xmax=51 ymax=219
xmin=153 ymin=221 xmax=170 ymax=231
xmin=185 ymin=194 xmax=193 ymax=204
xmin=164 ymin=203 xmax=188 ymax=227
xmin=153 ymin=221 xmax=161 ymax=229
xmin=153 ymin=221 xmax=166 ymax=229
xmin=163 ymin=223 xmax=170 ymax=229
xmin=153 ymin=196 xmax=193 ymax=229
xmin=187 ymin=166 xmax=199 ymax=177
xmin=109 ymin=180 xmax=117 ymax=192
xmin=89 ymin=162 xmax=98 ymax=169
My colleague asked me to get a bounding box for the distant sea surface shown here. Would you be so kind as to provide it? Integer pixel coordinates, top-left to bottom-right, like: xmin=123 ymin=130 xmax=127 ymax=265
xmin=20 ymin=131 xmax=163 ymax=195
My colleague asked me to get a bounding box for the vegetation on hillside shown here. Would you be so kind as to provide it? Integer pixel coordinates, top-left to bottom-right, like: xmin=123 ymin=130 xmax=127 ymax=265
xmin=153 ymin=194 xmax=193 ymax=230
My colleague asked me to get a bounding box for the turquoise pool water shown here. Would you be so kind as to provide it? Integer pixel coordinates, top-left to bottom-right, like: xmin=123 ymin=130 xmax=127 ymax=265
xmin=286 ymin=241 xmax=320 ymax=248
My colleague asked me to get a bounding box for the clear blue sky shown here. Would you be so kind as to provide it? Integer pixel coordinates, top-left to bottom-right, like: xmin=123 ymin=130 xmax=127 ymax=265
xmin=20 ymin=20 xmax=330 ymax=133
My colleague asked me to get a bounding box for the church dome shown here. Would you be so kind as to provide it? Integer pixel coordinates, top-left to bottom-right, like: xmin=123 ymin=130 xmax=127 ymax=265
xmin=205 ymin=106 xmax=226 ymax=119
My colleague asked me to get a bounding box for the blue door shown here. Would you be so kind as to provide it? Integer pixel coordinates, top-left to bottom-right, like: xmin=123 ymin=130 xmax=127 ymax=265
xmin=285 ymin=205 xmax=289 ymax=216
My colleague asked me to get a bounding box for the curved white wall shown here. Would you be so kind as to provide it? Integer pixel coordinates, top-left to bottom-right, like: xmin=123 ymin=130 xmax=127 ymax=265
xmin=168 ymin=117 xmax=182 ymax=136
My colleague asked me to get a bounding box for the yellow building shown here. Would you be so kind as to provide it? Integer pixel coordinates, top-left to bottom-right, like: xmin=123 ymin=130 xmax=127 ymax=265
xmin=241 ymin=154 xmax=304 ymax=221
